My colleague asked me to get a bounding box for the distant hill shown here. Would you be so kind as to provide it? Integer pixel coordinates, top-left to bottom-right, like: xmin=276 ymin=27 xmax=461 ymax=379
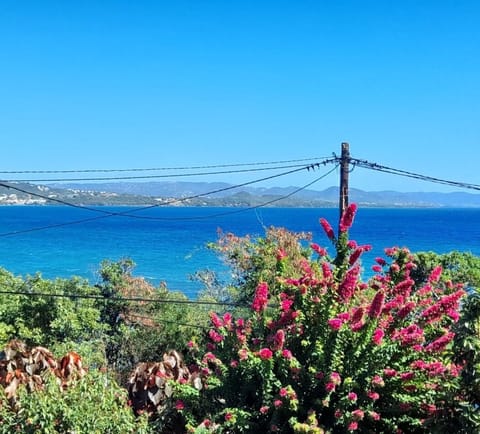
xmin=0 ymin=182 xmax=153 ymax=206
xmin=38 ymin=181 xmax=480 ymax=208
xmin=2 ymin=180 xmax=480 ymax=207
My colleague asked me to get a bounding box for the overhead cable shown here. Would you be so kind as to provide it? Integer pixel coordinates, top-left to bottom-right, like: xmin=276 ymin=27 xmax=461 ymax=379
xmin=7 ymin=163 xmax=323 ymax=182
xmin=125 ymin=313 xmax=212 ymax=330
xmin=150 ymin=163 xmax=340 ymax=221
xmin=0 ymin=157 xmax=332 ymax=175
xmin=0 ymin=159 xmax=337 ymax=237
xmin=0 ymin=289 xmax=243 ymax=307
xmin=349 ymin=157 xmax=480 ymax=191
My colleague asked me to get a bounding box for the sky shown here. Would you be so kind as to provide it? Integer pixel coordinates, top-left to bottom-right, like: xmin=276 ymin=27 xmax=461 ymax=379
xmin=1 ymin=0 xmax=479 ymax=193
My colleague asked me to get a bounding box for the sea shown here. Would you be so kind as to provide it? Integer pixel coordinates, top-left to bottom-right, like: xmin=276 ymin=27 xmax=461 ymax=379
xmin=0 ymin=206 xmax=479 ymax=298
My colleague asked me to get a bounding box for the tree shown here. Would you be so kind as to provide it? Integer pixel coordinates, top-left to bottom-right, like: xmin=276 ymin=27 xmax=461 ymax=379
xmin=0 ymin=268 xmax=107 ymax=362
xmin=96 ymin=259 xmax=211 ymax=384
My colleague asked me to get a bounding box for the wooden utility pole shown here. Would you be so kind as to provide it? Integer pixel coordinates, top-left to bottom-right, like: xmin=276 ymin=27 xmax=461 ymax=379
xmin=339 ymin=142 xmax=350 ymax=219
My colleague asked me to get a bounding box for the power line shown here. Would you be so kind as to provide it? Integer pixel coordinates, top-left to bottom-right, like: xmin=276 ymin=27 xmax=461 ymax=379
xmin=7 ymin=162 xmax=326 ymax=183
xmin=0 ymin=160 xmax=336 ymax=237
xmin=349 ymin=157 xmax=480 ymax=192
xmin=3 ymin=153 xmax=478 ymax=239
xmin=0 ymin=289 xmax=243 ymax=307
xmin=0 ymin=157 xmax=332 ymax=175
xmin=123 ymin=313 xmax=212 ymax=330
xmin=154 ymin=164 xmax=340 ymax=221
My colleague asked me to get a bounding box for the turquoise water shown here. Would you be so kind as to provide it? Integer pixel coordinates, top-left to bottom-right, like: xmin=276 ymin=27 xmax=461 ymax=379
xmin=0 ymin=206 xmax=479 ymax=297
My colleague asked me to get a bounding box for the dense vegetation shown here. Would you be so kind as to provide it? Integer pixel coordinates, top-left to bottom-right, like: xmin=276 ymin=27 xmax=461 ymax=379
xmin=0 ymin=204 xmax=479 ymax=433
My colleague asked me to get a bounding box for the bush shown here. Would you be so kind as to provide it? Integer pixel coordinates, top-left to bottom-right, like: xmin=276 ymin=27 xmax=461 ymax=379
xmin=0 ymin=340 xmax=151 ymax=434
xmin=0 ymin=369 xmax=149 ymax=434
xmin=162 ymin=205 xmax=468 ymax=433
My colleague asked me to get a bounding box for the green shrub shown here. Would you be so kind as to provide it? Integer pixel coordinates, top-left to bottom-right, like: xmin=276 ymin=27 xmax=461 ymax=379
xmin=0 ymin=369 xmax=150 ymax=434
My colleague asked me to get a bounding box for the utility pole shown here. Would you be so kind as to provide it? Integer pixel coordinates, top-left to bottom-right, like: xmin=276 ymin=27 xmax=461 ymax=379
xmin=339 ymin=142 xmax=350 ymax=221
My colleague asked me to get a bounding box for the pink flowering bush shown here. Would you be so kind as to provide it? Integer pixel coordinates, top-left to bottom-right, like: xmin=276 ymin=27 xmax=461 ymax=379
xmin=161 ymin=205 xmax=468 ymax=432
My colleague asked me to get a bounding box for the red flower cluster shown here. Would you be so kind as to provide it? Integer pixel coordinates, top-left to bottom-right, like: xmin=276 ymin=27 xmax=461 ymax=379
xmin=339 ymin=203 xmax=357 ymax=232
xmin=320 ymin=218 xmax=335 ymax=240
xmin=421 ymin=289 xmax=465 ymax=324
xmin=392 ymin=324 xmax=425 ymax=347
xmin=368 ymin=291 xmax=385 ymax=319
xmin=338 ymin=265 xmax=360 ymax=302
xmin=425 ymin=332 xmax=455 ymax=353
xmin=252 ymin=282 xmax=269 ymax=312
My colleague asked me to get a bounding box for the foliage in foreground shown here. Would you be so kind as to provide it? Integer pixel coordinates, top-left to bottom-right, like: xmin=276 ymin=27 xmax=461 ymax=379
xmin=0 ymin=368 xmax=149 ymax=434
xmin=1 ymin=205 xmax=480 ymax=433
xmin=0 ymin=339 xmax=150 ymax=434
xmin=147 ymin=204 xmax=470 ymax=433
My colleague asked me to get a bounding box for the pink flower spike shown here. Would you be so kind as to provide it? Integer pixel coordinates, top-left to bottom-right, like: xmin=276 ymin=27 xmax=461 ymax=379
xmin=273 ymin=329 xmax=286 ymax=350
xmin=351 ymin=409 xmax=364 ymax=421
xmin=368 ymin=291 xmax=385 ymax=318
xmin=208 ymin=329 xmax=224 ymax=343
xmin=397 ymin=302 xmax=415 ymax=319
xmin=351 ymin=321 xmax=364 ymax=332
xmin=209 ymin=312 xmax=223 ymax=328
xmin=371 ymin=375 xmax=384 ymax=387
xmin=383 ymin=368 xmax=397 ymax=377
xmin=320 ymin=218 xmax=335 ymax=240
xmin=252 ymin=282 xmax=269 ymax=312
xmin=328 ymin=318 xmax=343 ymax=331
xmin=311 ymin=243 xmax=327 ymax=256
xmin=281 ymin=297 xmax=294 ymax=311
xmin=325 ymin=382 xmax=336 ymax=392
xmin=259 ymin=406 xmax=269 ymax=414
xmin=347 ymin=240 xmax=357 ymax=249
xmin=372 ymin=328 xmax=384 ymax=345
xmin=348 ymin=248 xmax=361 ymax=265
xmin=223 ymin=312 xmax=232 ymax=325
xmin=428 ymin=266 xmax=443 ymax=283
xmin=350 ymin=307 xmax=364 ymax=324
xmin=330 ymin=372 xmax=341 ymax=385
xmin=338 ymin=265 xmax=360 ymax=302
xmin=348 ymin=392 xmax=358 ymax=401
xmin=238 ymin=348 xmax=248 ymax=361
xmin=425 ymin=332 xmax=455 ymax=353
xmin=339 ymin=203 xmax=357 ymax=232
xmin=322 ymin=262 xmax=333 ymax=279
xmin=258 ymin=348 xmax=273 ymax=360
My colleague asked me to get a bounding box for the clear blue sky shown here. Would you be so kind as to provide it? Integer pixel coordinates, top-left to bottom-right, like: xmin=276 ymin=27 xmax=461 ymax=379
xmin=1 ymin=0 xmax=479 ymax=192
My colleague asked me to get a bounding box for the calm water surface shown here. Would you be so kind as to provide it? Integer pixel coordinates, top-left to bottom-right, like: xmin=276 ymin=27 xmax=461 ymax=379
xmin=0 ymin=206 xmax=479 ymax=297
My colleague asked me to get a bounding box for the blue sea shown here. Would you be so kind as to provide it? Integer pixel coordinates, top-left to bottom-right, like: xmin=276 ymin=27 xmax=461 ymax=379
xmin=0 ymin=206 xmax=479 ymax=298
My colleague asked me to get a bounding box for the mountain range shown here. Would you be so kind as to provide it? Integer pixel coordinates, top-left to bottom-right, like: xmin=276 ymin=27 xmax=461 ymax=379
xmin=1 ymin=180 xmax=479 ymax=207
xmin=40 ymin=181 xmax=480 ymax=208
